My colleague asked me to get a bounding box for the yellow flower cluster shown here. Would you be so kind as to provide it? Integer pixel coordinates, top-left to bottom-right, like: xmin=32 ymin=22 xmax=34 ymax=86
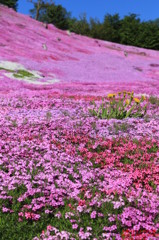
xmin=107 ymin=91 xmax=146 ymax=104
xmin=107 ymin=91 xmax=146 ymax=105
xmin=133 ymin=98 xmax=140 ymax=103
xmin=117 ymin=91 xmax=134 ymax=97
xmin=107 ymin=93 xmax=116 ymax=98
xmin=107 ymin=91 xmax=134 ymax=98
xmin=125 ymin=99 xmax=130 ymax=105
xmin=141 ymin=95 xmax=146 ymax=101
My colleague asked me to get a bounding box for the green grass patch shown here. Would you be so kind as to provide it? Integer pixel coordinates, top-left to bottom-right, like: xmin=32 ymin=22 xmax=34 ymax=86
xmin=13 ymin=70 xmax=34 ymax=79
xmin=147 ymin=144 xmax=158 ymax=153
xmin=120 ymin=157 xmax=134 ymax=164
xmin=148 ymin=180 xmax=157 ymax=190
xmin=0 ymin=67 xmax=36 ymax=80
xmin=0 ymin=67 xmax=14 ymax=73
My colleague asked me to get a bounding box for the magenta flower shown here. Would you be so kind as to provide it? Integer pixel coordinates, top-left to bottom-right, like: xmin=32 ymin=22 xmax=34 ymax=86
xmin=72 ymin=224 xmax=78 ymax=229
xmin=90 ymin=211 xmax=97 ymax=219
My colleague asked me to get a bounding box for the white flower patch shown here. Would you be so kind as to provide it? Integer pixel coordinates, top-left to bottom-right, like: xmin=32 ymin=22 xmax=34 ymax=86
xmin=0 ymin=60 xmax=60 ymax=85
xmin=0 ymin=61 xmax=24 ymax=71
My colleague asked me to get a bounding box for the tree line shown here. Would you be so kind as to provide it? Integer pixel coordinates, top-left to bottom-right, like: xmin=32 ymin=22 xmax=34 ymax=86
xmin=0 ymin=0 xmax=18 ymax=10
xmin=1 ymin=0 xmax=159 ymax=50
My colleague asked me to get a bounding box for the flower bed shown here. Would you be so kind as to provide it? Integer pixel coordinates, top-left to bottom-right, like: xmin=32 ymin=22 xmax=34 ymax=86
xmin=0 ymin=93 xmax=158 ymax=240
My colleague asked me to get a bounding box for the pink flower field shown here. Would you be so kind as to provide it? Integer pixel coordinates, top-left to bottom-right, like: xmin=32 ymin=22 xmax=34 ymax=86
xmin=0 ymin=5 xmax=159 ymax=240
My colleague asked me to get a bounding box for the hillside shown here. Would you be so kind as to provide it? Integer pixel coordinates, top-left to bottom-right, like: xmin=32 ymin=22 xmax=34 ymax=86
xmin=0 ymin=5 xmax=159 ymax=240
xmin=0 ymin=5 xmax=159 ymax=97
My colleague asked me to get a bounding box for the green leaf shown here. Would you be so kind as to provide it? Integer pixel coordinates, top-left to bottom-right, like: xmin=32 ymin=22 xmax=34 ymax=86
xmin=125 ymin=105 xmax=135 ymax=118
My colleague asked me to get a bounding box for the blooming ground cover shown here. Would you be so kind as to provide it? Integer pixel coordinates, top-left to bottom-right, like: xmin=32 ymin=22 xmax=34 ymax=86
xmin=0 ymin=5 xmax=159 ymax=240
xmin=0 ymin=93 xmax=158 ymax=239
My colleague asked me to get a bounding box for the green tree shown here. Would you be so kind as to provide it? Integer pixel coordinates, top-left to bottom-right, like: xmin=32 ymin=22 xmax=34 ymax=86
xmin=67 ymin=17 xmax=77 ymax=32
xmin=137 ymin=21 xmax=159 ymax=50
xmin=152 ymin=18 xmax=159 ymax=27
xmin=69 ymin=13 xmax=90 ymax=36
xmin=28 ymin=0 xmax=54 ymax=20
xmin=119 ymin=14 xmax=140 ymax=46
xmin=30 ymin=1 xmax=70 ymax=30
xmin=102 ymin=14 xmax=121 ymax=42
xmin=89 ymin=18 xmax=103 ymax=39
xmin=40 ymin=4 xmax=70 ymax=29
xmin=0 ymin=0 xmax=18 ymax=11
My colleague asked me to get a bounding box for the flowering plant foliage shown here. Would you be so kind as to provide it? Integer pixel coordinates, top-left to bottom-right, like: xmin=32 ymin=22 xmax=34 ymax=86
xmin=89 ymin=91 xmax=147 ymax=119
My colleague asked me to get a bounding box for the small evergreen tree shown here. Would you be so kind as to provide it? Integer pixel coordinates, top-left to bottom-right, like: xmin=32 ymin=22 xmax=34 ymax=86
xmin=0 ymin=0 xmax=18 ymax=11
